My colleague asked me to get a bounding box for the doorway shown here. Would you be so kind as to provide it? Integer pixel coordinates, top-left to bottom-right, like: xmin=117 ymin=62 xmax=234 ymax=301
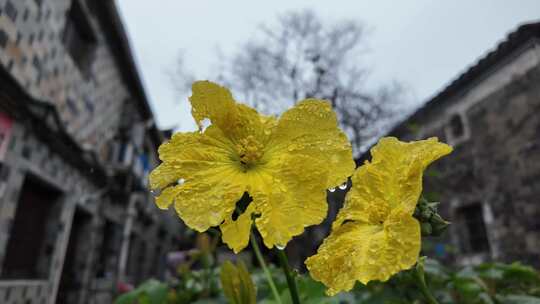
xmin=57 ymin=208 xmax=92 ymax=304
xmin=2 ymin=174 xmax=61 ymax=279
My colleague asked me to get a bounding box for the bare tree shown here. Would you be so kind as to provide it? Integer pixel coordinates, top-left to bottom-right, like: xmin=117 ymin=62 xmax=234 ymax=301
xmin=172 ymin=10 xmax=404 ymax=154
xmin=167 ymin=50 xmax=196 ymax=96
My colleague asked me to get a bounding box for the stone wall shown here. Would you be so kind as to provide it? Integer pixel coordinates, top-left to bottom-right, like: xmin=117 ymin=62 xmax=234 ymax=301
xmin=0 ymin=0 xmax=129 ymax=149
xmin=0 ymin=1 xmax=184 ymax=303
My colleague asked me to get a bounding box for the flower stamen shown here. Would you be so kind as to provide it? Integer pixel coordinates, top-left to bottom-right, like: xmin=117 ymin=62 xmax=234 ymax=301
xmin=236 ymin=135 xmax=264 ymax=168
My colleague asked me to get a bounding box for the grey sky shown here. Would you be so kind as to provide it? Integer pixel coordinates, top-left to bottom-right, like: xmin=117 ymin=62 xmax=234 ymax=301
xmin=117 ymin=0 xmax=540 ymax=132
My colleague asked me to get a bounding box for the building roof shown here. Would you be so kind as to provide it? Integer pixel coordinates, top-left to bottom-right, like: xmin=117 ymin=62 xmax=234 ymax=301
xmin=0 ymin=67 xmax=109 ymax=187
xmin=357 ymin=21 xmax=540 ymax=162
xmin=95 ymin=1 xmax=163 ymax=148
xmin=390 ymin=21 xmax=540 ymax=138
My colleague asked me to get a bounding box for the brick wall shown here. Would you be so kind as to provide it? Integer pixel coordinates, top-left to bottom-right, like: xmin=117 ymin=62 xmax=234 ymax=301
xmin=0 ymin=0 xmax=129 ymax=149
xmin=0 ymin=1 xmax=184 ymax=303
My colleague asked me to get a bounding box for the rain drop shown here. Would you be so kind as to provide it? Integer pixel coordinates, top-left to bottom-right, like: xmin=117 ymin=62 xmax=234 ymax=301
xmin=275 ymin=244 xmax=286 ymax=250
xmin=328 ymin=187 xmax=336 ymax=192
xmin=200 ymin=118 xmax=212 ymax=132
xmin=338 ymin=182 xmax=347 ymax=190
xmin=150 ymin=188 xmax=162 ymax=197
xmin=177 ymin=178 xmax=185 ymax=185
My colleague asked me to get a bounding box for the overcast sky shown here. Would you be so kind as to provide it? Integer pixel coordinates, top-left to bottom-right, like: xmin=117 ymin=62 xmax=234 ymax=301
xmin=117 ymin=1 xmax=540 ymax=132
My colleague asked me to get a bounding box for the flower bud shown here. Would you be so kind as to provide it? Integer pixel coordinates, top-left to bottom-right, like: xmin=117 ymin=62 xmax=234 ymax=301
xmin=414 ymin=196 xmax=450 ymax=237
xmin=420 ymin=222 xmax=433 ymax=236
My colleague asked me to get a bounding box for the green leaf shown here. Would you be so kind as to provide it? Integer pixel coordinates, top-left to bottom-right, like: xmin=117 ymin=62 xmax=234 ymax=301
xmin=220 ymin=260 xmax=256 ymax=304
xmin=495 ymin=294 xmax=540 ymax=304
xmin=502 ymin=262 xmax=540 ymax=283
xmin=140 ymin=280 xmax=169 ymax=304
xmin=114 ymin=291 xmax=139 ymax=304
xmin=114 ymin=279 xmax=168 ymax=304
xmin=221 ymin=261 xmax=238 ymax=303
xmin=423 ymin=258 xmax=448 ymax=279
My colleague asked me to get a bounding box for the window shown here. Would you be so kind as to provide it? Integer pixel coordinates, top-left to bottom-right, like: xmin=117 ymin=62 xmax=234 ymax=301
xmin=456 ymin=203 xmax=490 ymax=254
xmin=449 ymin=114 xmax=464 ymax=138
xmin=445 ymin=112 xmax=470 ymax=146
xmin=63 ymin=0 xmax=97 ymax=77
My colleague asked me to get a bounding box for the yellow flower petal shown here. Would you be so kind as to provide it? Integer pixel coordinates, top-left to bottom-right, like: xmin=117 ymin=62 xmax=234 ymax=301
xmin=190 ymin=81 xmax=270 ymax=144
xmin=155 ymin=186 xmax=181 ymax=210
xmin=173 ymin=168 xmax=247 ymax=232
xmin=306 ymin=222 xmax=381 ymax=295
xmin=149 ymin=128 xmax=234 ymax=191
xmin=332 ymin=163 xmax=385 ymax=227
xmin=270 ymin=99 xmax=355 ymax=188
xmin=306 ymin=210 xmax=420 ymax=296
xmin=254 ymin=155 xmax=328 ymax=249
xmin=368 ymin=137 xmax=453 ymax=213
xmin=190 ymin=81 xmax=237 ymax=131
xmin=333 ymin=137 xmax=452 ymax=227
xmin=149 ymin=162 xmax=182 ymax=193
xmin=307 ymin=137 xmax=451 ymax=295
xmin=384 ymin=208 xmax=422 ymax=271
xmin=220 ymin=204 xmax=256 ymax=254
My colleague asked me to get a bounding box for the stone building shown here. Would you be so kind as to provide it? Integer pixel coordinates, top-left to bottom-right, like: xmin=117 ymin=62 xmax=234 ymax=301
xmin=385 ymin=22 xmax=540 ymax=267
xmin=0 ymin=1 xmax=184 ymax=303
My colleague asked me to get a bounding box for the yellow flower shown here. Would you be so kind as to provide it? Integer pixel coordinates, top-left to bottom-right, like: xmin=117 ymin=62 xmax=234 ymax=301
xmin=305 ymin=137 xmax=452 ymax=295
xmin=149 ymin=81 xmax=355 ymax=253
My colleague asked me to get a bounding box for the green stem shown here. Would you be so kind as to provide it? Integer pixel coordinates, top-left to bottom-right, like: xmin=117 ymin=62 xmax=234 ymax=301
xmin=413 ymin=265 xmax=439 ymax=304
xmin=276 ymin=248 xmax=301 ymax=304
xmin=250 ymin=232 xmax=282 ymax=304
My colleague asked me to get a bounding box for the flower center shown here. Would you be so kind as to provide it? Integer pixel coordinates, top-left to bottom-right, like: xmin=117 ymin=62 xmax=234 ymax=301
xmin=368 ymin=199 xmax=391 ymax=225
xmin=236 ymin=135 xmax=264 ymax=167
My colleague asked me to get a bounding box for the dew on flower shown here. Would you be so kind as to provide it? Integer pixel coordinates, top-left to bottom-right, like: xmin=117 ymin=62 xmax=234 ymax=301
xmin=338 ymin=182 xmax=347 ymax=190
xmin=200 ymin=118 xmax=211 ymax=132
xmin=328 ymin=187 xmax=336 ymax=192
xmin=150 ymin=188 xmax=162 ymax=197
xmin=275 ymin=244 xmax=286 ymax=250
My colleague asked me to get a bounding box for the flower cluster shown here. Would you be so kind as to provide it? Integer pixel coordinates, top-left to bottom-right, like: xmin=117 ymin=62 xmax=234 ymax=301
xmin=149 ymin=81 xmax=452 ymax=296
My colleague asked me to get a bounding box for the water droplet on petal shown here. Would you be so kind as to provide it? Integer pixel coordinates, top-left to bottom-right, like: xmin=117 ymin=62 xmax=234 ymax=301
xmin=338 ymin=182 xmax=347 ymax=190
xmin=275 ymin=244 xmax=286 ymax=250
xmin=200 ymin=118 xmax=212 ymax=132
xmin=177 ymin=178 xmax=185 ymax=185
xmin=150 ymin=188 xmax=162 ymax=197
xmin=328 ymin=187 xmax=336 ymax=192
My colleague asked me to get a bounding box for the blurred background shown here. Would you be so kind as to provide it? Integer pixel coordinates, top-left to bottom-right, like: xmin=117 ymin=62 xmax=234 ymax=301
xmin=0 ymin=0 xmax=538 ymax=303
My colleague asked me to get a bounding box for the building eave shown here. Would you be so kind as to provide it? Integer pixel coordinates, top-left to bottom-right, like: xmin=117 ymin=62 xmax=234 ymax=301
xmin=0 ymin=66 xmax=109 ymax=187
xmin=94 ymin=1 xmax=164 ymax=149
xmin=357 ymin=21 xmax=540 ymax=162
